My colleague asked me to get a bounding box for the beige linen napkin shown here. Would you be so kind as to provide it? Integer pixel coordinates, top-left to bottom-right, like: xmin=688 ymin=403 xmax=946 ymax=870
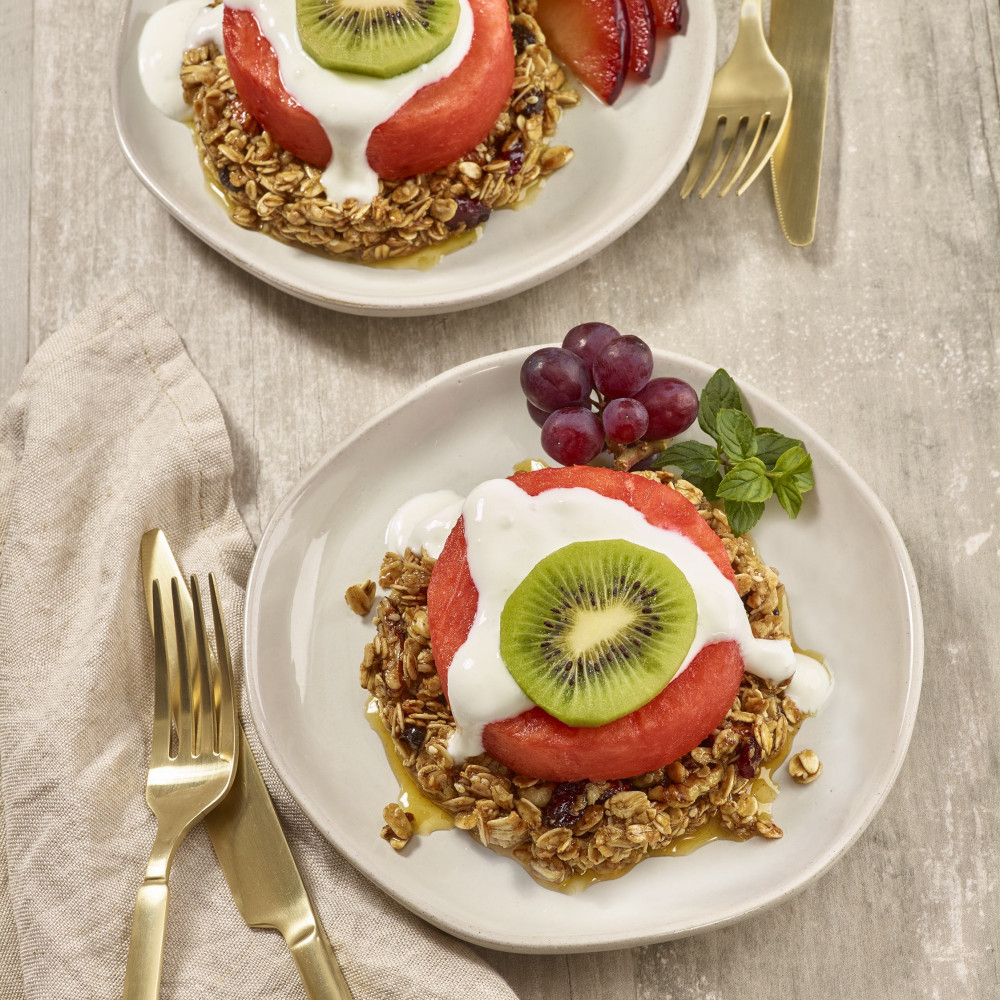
xmin=0 ymin=289 xmax=518 ymax=1000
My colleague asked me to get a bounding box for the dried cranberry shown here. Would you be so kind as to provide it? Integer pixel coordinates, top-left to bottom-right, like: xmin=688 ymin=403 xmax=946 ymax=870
xmin=521 ymin=88 xmax=546 ymax=118
xmin=505 ymin=140 xmax=524 ymax=178
xmin=446 ymin=197 xmax=492 ymax=230
xmin=511 ymin=22 xmax=537 ymax=53
xmin=736 ymin=735 xmax=763 ymax=780
xmin=400 ymin=725 xmax=425 ymax=752
xmin=541 ymin=780 xmax=587 ymax=827
xmin=596 ymin=779 xmax=632 ymax=803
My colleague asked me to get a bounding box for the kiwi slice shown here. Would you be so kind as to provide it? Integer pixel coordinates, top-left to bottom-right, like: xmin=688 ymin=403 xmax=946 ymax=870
xmin=500 ymin=540 xmax=697 ymax=727
xmin=297 ymin=0 xmax=461 ymax=79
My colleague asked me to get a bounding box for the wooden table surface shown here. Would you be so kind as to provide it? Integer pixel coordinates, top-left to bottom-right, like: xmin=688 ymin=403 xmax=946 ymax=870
xmin=2 ymin=1 xmax=998 ymax=997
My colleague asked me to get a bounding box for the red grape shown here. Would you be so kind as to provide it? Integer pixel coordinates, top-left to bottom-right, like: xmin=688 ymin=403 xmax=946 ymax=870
xmin=520 ymin=348 xmax=592 ymax=411
xmin=561 ymin=322 xmax=621 ymax=372
xmin=526 ymin=400 xmax=550 ymax=427
xmin=602 ymin=397 xmax=649 ymax=445
xmin=592 ymin=335 xmax=653 ymax=399
xmin=540 ymin=407 xmax=605 ymax=465
xmin=633 ymin=377 xmax=699 ymax=439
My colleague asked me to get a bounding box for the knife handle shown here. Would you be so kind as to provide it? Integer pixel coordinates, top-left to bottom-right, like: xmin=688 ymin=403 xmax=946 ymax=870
xmin=122 ymin=878 xmax=169 ymax=1000
xmin=288 ymin=921 xmax=354 ymax=1000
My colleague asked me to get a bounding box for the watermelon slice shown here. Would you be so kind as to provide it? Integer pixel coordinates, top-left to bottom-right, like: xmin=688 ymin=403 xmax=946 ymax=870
xmin=427 ymin=466 xmax=747 ymax=781
xmin=222 ymin=0 xmax=514 ymax=181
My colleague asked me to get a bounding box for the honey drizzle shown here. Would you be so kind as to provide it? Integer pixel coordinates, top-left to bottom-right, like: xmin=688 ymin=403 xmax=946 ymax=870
xmin=366 ymin=692 xmax=807 ymax=892
xmin=366 ymin=699 xmax=453 ymax=835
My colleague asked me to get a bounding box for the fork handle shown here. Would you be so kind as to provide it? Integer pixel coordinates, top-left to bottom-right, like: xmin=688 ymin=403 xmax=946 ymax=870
xmin=288 ymin=922 xmax=354 ymax=1000
xmin=122 ymin=879 xmax=169 ymax=1000
xmin=740 ymin=0 xmax=765 ymax=30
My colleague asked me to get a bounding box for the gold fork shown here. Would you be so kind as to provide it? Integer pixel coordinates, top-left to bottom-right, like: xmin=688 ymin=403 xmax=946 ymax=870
xmin=123 ymin=575 xmax=238 ymax=1000
xmin=680 ymin=0 xmax=792 ymax=198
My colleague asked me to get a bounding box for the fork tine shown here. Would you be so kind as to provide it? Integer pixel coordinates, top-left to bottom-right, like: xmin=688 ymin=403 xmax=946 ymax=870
xmin=698 ymin=117 xmax=744 ymax=198
xmin=150 ymin=581 xmax=171 ymax=764
xmin=208 ymin=573 xmax=237 ymax=760
xmin=717 ymin=114 xmax=766 ymax=197
xmin=681 ymin=0 xmax=791 ymax=202
xmin=735 ymin=109 xmax=789 ymax=196
xmin=170 ymin=577 xmax=193 ymax=757
xmin=190 ymin=575 xmax=215 ymax=757
xmin=679 ymin=116 xmax=722 ymax=199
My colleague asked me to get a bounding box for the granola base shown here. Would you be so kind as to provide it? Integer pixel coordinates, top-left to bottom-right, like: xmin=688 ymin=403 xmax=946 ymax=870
xmin=358 ymin=472 xmax=807 ymax=887
xmin=179 ymin=2 xmax=577 ymax=263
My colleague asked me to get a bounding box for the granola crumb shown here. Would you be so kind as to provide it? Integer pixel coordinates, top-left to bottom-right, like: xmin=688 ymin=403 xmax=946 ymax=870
xmin=345 ymin=580 xmax=377 ymax=616
xmin=788 ymin=749 xmax=823 ymax=784
xmin=382 ymin=802 xmax=415 ymax=844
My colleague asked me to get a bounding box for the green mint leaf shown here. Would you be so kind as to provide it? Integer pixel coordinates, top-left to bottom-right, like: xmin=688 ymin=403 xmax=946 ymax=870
xmin=754 ymin=428 xmax=804 ymax=468
xmin=697 ymin=369 xmax=743 ymax=441
xmin=724 ymin=500 xmax=766 ymax=536
xmin=775 ymin=481 xmax=804 ymax=519
xmin=684 ymin=370 xmax=817 ymax=530
xmin=651 ymin=440 xmax=722 ymax=480
xmin=717 ymin=458 xmax=773 ymax=503
xmin=793 ymin=468 xmax=815 ymax=494
xmin=715 ymin=408 xmax=758 ymax=462
xmin=767 ymin=447 xmax=813 ymax=519
xmin=770 ymin=445 xmax=813 ymax=480
xmin=651 ymin=440 xmax=722 ymax=500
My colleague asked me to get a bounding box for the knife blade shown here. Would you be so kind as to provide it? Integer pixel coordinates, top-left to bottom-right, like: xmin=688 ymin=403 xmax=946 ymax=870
xmin=769 ymin=0 xmax=836 ymax=246
xmin=140 ymin=530 xmax=353 ymax=1000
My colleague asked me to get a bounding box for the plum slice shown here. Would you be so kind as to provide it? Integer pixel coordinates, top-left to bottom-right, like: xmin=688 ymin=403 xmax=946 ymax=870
xmin=650 ymin=0 xmax=684 ymax=33
xmin=533 ymin=0 xmax=631 ymax=105
xmin=623 ymin=0 xmax=656 ymax=79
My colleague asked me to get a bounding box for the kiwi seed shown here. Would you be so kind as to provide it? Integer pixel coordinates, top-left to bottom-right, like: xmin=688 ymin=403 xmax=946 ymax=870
xmin=499 ymin=539 xmax=697 ymax=728
xmin=296 ymin=0 xmax=461 ymax=79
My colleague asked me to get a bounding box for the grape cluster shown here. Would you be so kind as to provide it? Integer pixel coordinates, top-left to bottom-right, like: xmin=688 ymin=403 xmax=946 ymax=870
xmin=520 ymin=323 xmax=699 ymax=467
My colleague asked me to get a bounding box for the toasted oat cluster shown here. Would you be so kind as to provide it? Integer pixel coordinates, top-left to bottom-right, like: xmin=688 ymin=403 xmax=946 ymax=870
xmin=179 ymin=3 xmax=577 ymax=263
xmin=357 ymin=472 xmax=809 ymax=887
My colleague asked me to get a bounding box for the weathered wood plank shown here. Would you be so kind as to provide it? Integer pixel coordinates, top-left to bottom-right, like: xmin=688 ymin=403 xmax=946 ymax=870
xmin=0 ymin=0 xmax=32 ymax=405
xmin=0 ymin=1 xmax=32 ymax=995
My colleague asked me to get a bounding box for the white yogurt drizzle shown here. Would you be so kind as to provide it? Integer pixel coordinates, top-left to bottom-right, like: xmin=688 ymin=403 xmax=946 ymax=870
xmin=389 ymin=480 xmax=833 ymax=763
xmin=138 ymin=1 xmax=225 ymax=120
xmin=788 ymin=651 xmax=834 ymax=714
xmin=137 ymin=0 xmax=474 ymax=204
xmin=386 ymin=490 xmax=465 ymax=559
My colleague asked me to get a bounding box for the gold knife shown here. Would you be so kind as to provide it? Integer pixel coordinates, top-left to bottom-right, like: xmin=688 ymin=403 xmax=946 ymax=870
xmin=769 ymin=0 xmax=836 ymax=246
xmin=140 ymin=530 xmax=353 ymax=1000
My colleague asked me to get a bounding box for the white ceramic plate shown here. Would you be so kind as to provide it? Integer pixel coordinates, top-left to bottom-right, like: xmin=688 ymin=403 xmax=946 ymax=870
xmin=243 ymin=348 xmax=923 ymax=953
xmin=112 ymin=0 xmax=716 ymax=316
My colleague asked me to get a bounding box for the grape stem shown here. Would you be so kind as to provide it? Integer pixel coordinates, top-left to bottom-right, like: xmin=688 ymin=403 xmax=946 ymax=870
xmin=588 ymin=390 xmax=673 ymax=471
xmin=608 ymin=436 xmax=673 ymax=472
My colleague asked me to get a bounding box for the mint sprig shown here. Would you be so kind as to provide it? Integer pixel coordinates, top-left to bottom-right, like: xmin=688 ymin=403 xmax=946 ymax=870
xmin=652 ymin=369 xmax=815 ymax=535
